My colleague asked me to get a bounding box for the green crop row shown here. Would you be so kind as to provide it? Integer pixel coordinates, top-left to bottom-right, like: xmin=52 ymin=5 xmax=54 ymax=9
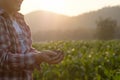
xmin=32 ymin=40 xmax=120 ymax=80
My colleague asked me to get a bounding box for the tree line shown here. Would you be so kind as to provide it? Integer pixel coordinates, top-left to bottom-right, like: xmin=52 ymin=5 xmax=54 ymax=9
xmin=95 ymin=17 xmax=120 ymax=40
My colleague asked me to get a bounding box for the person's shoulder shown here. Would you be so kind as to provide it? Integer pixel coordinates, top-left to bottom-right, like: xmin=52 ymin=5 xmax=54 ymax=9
xmin=14 ymin=12 xmax=24 ymax=19
xmin=0 ymin=8 xmax=4 ymax=15
xmin=0 ymin=10 xmax=5 ymax=23
xmin=0 ymin=9 xmax=9 ymax=21
xmin=0 ymin=13 xmax=5 ymax=30
xmin=0 ymin=9 xmax=5 ymax=18
xmin=0 ymin=9 xmax=8 ymax=27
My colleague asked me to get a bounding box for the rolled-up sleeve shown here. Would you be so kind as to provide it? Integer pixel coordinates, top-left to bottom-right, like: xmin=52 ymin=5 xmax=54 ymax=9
xmin=0 ymin=17 xmax=38 ymax=71
xmin=0 ymin=50 xmax=36 ymax=71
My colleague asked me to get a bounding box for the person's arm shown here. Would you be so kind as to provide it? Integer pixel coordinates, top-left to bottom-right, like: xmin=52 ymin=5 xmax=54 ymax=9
xmin=30 ymin=48 xmax=64 ymax=65
xmin=0 ymin=17 xmax=40 ymax=71
xmin=0 ymin=39 xmax=40 ymax=71
xmin=0 ymin=50 xmax=39 ymax=71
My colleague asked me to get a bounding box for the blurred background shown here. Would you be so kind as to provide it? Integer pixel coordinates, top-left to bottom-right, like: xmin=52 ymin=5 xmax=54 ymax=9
xmin=20 ymin=0 xmax=120 ymax=42
xmin=19 ymin=1 xmax=120 ymax=79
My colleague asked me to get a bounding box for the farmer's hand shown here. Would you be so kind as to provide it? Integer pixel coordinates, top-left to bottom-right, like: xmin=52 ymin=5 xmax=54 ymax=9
xmin=35 ymin=50 xmax=64 ymax=64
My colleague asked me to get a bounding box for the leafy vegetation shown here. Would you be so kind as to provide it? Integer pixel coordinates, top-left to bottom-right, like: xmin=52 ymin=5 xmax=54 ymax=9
xmin=33 ymin=40 xmax=120 ymax=80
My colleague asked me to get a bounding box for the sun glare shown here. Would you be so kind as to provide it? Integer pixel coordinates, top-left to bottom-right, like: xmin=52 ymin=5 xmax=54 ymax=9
xmin=21 ymin=0 xmax=120 ymax=16
xmin=21 ymin=0 xmax=67 ymax=15
xmin=39 ymin=0 xmax=65 ymax=12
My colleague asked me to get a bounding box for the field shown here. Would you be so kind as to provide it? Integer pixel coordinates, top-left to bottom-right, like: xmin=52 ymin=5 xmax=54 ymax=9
xmin=32 ymin=40 xmax=120 ymax=80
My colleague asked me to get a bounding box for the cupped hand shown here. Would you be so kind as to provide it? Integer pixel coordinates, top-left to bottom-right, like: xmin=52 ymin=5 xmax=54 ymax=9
xmin=36 ymin=50 xmax=64 ymax=64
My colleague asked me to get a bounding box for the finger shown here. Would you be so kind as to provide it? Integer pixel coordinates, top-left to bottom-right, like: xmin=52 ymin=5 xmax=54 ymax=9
xmin=46 ymin=50 xmax=57 ymax=56
xmin=51 ymin=52 xmax=63 ymax=61
xmin=49 ymin=55 xmax=64 ymax=64
xmin=46 ymin=53 xmax=63 ymax=64
xmin=39 ymin=54 xmax=51 ymax=62
xmin=53 ymin=50 xmax=64 ymax=55
xmin=51 ymin=54 xmax=64 ymax=63
xmin=41 ymin=50 xmax=57 ymax=57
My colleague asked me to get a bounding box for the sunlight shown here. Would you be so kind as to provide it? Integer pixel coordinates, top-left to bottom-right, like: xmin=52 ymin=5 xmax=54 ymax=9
xmin=21 ymin=0 xmax=120 ymax=16
xmin=21 ymin=0 xmax=67 ymax=15
xmin=39 ymin=0 xmax=65 ymax=12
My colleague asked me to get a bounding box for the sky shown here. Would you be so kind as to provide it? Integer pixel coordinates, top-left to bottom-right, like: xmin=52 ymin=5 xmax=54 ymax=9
xmin=20 ymin=0 xmax=120 ymax=16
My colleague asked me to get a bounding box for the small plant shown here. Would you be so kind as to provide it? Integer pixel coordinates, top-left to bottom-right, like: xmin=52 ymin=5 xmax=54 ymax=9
xmin=33 ymin=40 xmax=120 ymax=80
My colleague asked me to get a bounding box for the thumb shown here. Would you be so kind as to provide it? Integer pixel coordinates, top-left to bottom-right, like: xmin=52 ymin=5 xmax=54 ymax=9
xmin=43 ymin=50 xmax=57 ymax=56
xmin=48 ymin=50 xmax=58 ymax=57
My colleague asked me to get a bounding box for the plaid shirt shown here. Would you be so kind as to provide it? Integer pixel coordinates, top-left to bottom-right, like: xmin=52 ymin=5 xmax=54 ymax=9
xmin=0 ymin=8 xmax=40 ymax=80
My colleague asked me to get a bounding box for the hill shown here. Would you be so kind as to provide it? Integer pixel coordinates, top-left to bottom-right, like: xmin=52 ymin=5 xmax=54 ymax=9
xmin=25 ymin=6 xmax=120 ymax=41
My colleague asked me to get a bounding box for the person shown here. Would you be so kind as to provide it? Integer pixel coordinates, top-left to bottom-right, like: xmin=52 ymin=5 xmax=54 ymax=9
xmin=0 ymin=0 xmax=64 ymax=80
